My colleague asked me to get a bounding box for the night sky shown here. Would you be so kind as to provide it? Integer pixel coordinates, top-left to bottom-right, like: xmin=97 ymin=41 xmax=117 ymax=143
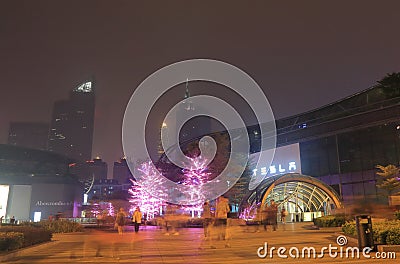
xmin=1 ymin=0 xmax=399 ymax=173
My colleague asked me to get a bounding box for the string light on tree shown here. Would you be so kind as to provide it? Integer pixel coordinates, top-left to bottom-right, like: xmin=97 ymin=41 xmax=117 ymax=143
xmin=128 ymin=161 xmax=166 ymax=220
xmin=181 ymin=157 xmax=211 ymax=217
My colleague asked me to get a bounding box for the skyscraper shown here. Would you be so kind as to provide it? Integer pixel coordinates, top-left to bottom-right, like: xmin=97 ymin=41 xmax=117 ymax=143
xmin=113 ymin=157 xmax=133 ymax=184
xmin=157 ymin=81 xmax=213 ymax=160
xmin=48 ymin=81 xmax=95 ymax=161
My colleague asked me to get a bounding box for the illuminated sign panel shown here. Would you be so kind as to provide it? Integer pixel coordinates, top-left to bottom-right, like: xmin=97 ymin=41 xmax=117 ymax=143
xmin=249 ymin=143 xmax=302 ymax=190
xmin=74 ymin=82 xmax=92 ymax=93
xmin=0 ymin=185 xmax=10 ymax=218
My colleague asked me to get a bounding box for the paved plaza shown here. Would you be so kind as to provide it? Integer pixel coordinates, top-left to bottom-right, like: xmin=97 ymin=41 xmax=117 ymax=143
xmin=1 ymin=223 xmax=398 ymax=263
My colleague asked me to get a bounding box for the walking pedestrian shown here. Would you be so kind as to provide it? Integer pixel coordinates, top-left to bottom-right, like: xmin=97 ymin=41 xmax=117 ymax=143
xmin=280 ymin=207 xmax=288 ymax=230
xmin=133 ymin=207 xmax=142 ymax=233
xmin=215 ymin=196 xmax=230 ymax=247
xmin=115 ymin=208 xmax=127 ymax=235
xmin=269 ymin=199 xmax=278 ymax=231
xmin=202 ymin=201 xmax=212 ymax=238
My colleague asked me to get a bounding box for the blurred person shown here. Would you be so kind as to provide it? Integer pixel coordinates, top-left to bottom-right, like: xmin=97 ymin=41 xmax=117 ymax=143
xmin=202 ymin=201 xmax=212 ymax=238
xmin=215 ymin=196 xmax=230 ymax=247
xmin=115 ymin=208 xmax=127 ymax=235
xmin=269 ymin=199 xmax=278 ymax=231
xmin=280 ymin=207 xmax=288 ymax=230
xmin=96 ymin=213 xmax=103 ymax=227
xmin=164 ymin=204 xmax=181 ymax=236
xmin=81 ymin=229 xmax=106 ymax=259
xmin=262 ymin=205 xmax=269 ymax=231
xmin=254 ymin=203 xmax=263 ymax=233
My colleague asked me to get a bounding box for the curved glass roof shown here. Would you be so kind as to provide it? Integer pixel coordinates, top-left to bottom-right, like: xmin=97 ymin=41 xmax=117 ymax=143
xmin=263 ymin=181 xmax=334 ymax=212
xmin=240 ymin=173 xmax=342 ymax=214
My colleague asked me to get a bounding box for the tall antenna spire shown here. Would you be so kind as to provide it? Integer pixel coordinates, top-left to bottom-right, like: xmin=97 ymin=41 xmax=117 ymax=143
xmin=184 ymin=78 xmax=190 ymax=98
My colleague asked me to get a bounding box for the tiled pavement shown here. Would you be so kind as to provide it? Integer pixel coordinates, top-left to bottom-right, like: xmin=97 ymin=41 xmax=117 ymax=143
xmin=1 ymin=223 xmax=398 ymax=263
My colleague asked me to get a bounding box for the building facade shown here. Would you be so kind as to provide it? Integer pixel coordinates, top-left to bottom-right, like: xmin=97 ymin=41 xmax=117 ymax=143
xmin=87 ymin=179 xmax=131 ymax=201
xmin=0 ymin=144 xmax=83 ymax=222
xmin=249 ymin=81 xmax=400 ymax=204
xmin=158 ymin=76 xmax=400 ymax=206
xmin=113 ymin=158 xmax=133 ymax=184
xmin=8 ymin=122 xmax=49 ymax=151
xmin=48 ymin=81 xmax=95 ymax=162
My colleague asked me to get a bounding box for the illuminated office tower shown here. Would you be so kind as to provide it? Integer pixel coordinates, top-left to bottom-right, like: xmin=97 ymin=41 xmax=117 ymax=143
xmin=48 ymin=81 xmax=95 ymax=161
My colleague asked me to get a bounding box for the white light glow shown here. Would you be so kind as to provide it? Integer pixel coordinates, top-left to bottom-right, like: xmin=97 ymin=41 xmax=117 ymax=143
xmin=83 ymin=194 xmax=88 ymax=205
xmin=249 ymin=143 xmax=302 ymax=190
xmin=33 ymin=211 xmax=41 ymax=222
xmin=74 ymin=82 xmax=92 ymax=93
xmin=0 ymin=185 xmax=9 ymax=218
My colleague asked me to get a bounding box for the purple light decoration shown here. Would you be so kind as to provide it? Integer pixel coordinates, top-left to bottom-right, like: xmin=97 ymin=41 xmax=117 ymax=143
xmin=181 ymin=157 xmax=211 ymax=217
xmin=239 ymin=202 xmax=259 ymax=220
xmin=107 ymin=202 xmax=114 ymax=216
xmin=129 ymin=161 xmax=166 ymax=220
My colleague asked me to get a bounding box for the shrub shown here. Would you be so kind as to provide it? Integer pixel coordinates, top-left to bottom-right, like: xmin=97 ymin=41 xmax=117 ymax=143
xmin=394 ymin=210 xmax=400 ymax=220
xmin=341 ymin=221 xmax=357 ymax=236
xmin=0 ymin=226 xmax=51 ymax=248
xmin=37 ymin=220 xmax=84 ymax=233
xmin=185 ymin=218 xmax=203 ymax=227
xmin=313 ymin=215 xmax=346 ymax=227
xmin=386 ymin=228 xmax=400 ymax=245
xmin=0 ymin=232 xmax=24 ymax=251
xmin=342 ymin=220 xmax=400 ymax=245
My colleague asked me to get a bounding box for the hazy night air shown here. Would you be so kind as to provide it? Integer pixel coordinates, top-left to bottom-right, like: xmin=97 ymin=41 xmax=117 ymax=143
xmin=1 ymin=0 xmax=399 ymax=168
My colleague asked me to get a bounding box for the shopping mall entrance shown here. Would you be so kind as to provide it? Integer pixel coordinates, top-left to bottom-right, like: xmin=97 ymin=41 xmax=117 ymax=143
xmin=240 ymin=173 xmax=342 ymax=222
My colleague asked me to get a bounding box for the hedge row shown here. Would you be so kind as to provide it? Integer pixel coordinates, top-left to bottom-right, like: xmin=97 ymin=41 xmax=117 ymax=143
xmin=0 ymin=232 xmax=24 ymax=251
xmin=342 ymin=220 xmax=400 ymax=245
xmin=21 ymin=219 xmax=84 ymax=233
xmin=395 ymin=210 xmax=400 ymax=220
xmin=37 ymin=220 xmax=84 ymax=233
xmin=313 ymin=215 xmax=346 ymax=227
xmin=0 ymin=226 xmax=52 ymax=251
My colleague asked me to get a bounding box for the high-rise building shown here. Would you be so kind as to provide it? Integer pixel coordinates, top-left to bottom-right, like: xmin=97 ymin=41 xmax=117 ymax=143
xmin=87 ymin=157 xmax=108 ymax=181
xmin=8 ymin=122 xmax=49 ymax=150
xmin=158 ymin=82 xmax=212 ymax=159
xmin=113 ymin=158 xmax=133 ymax=184
xmin=69 ymin=157 xmax=108 ymax=196
xmin=48 ymin=81 xmax=95 ymax=161
xmin=177 ymin=82 xmax=212 ymax=144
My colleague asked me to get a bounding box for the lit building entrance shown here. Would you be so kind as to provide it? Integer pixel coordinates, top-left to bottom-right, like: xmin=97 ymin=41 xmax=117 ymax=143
xmin=240 ymin=173 xmax=342 ymax=222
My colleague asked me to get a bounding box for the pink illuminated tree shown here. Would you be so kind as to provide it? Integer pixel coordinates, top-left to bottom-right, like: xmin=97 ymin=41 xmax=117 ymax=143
xmin=129 ymin=161 xmax=166 ymax=220
xmin=181 ymin=157 xmax=211 ymax=217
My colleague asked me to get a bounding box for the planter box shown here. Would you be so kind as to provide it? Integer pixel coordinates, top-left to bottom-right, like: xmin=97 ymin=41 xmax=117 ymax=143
xmin=377 ymin=245 xmax=400 ymax=252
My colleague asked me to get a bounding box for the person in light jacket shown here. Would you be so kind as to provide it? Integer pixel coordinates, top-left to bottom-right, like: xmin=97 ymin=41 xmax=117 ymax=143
xmin=133 ymin=207 xmax=143 ymax=233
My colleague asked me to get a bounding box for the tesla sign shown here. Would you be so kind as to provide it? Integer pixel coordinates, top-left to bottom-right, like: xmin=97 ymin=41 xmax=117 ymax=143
xmin=249 ymin=143 xmax=302 ymax=190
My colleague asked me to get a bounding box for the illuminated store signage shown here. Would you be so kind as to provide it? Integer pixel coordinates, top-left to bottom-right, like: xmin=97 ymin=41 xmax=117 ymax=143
xmin=249 ymin=143 xmax=302 ymax=190
xmin=35 ymin=201 xmax=73 ymax=206
xmin=252 ymin=161 xmax=298 ymax=176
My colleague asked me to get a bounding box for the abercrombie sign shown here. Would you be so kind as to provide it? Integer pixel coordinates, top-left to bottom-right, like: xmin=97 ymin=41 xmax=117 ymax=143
xmin=35 ymin=201 xmax=73 ymax=206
